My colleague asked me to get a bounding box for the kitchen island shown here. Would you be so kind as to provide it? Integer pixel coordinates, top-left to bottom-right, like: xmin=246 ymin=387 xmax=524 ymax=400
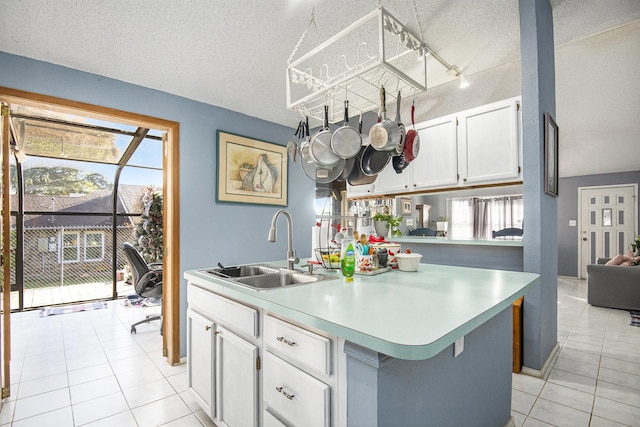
xmin=184 ymin=262 xmax=538 ymax=427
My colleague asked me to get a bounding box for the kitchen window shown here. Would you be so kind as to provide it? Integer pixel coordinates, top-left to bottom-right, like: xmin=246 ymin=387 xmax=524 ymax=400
xmin=450 ymin=195 xmax=524 ymax=239
xmin=84 ymin=232 xmax=104 ymax=261
xmin=61 ymin=231 xmax=80 ymax=263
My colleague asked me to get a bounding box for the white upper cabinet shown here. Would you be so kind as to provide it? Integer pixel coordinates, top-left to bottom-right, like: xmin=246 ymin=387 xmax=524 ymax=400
xmin=457 ymin=97 xmax=521 ymax=185
xmin=347 ymin=96 xmax=522 ymax=198
xmin=373 ymin=160 xmax=413 ymax=194
xmin=412 ymin=114 xmax=459 ymax=190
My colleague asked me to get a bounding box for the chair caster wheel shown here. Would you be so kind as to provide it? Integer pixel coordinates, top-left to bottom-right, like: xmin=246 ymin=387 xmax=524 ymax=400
xmin=131 ymin=327 xmax=137 ymax=334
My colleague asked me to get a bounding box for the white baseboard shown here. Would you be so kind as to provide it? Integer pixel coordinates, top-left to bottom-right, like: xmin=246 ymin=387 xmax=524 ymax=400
xmin=504 ymin=416 xmax=516 ymax=427
xmin=520 ymin=341 xmax=560 ymax=379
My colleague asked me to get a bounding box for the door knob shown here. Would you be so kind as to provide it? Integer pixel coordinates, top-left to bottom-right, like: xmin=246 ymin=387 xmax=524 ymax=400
xmin=582 ymin=238 xmax=587 ymax=241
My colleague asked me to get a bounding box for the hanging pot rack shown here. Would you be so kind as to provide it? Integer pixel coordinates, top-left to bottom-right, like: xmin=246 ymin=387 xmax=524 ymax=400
xmin=286 ymin=6 xmax=459 ymax=124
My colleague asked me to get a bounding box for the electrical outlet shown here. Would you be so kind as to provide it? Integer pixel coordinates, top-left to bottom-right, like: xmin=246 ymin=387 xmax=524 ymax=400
xmin=406 ymin=218 xmax=414 ymax=226
xmin=569 ymin=220 xmax=577 ymax=226
xmin=454 ymin=337 xmax=464 ymax=357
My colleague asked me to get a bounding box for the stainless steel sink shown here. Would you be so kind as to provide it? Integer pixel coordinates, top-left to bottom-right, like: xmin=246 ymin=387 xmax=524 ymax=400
xmin=204 ymin=264 xmax=279 ymax=279
xmin=200 ymin=264 xmax=337 ymax=291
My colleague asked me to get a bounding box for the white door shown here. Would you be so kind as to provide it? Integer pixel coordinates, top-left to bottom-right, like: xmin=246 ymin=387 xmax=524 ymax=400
xmin=216 ymin=326 xmax=259 ymax=427
xmin=579 ymin=184 xmax=638 ymax=278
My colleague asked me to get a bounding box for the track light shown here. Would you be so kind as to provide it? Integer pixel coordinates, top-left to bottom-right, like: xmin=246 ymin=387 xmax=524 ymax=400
xmin=447 ymin=65 xmax=470 ymax=89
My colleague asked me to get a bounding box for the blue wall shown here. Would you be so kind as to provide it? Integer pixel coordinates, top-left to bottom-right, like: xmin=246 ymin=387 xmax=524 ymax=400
xmin=558 ymin=171 xmax=640 ymax=277
xmin=0 ymin=51 xmax=317 ymax=356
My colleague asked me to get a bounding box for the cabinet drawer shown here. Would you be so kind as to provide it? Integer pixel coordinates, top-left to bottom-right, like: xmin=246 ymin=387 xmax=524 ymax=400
xmin=263 ymin=352 xmax=330 ymax=427
xmin=188 ymin=285 xmax=258 ymax=338
xmin=263 ymin=409 xmax=288 ymax=427
xmin=264 ymin=315 xmax=330 ymax=375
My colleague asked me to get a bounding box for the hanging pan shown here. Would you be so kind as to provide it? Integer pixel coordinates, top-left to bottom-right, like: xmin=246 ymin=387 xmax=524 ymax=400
xmin=368 ymin=86 xmax=401 ymax=152
xmin=330 ymin=100 xmax=362 ymax=159
xmin=361 ymin=143 xmax=391 ymax=176
xmin=394 ymin=91 xmax=406 ymax=155
xmin=347 ymin=146 xmax=377 ymax=186
xmin=403 ymin=100 xmax=421 ymax=162
xmin=309 ymin=105 xmax=341 ymax=167
xmin=300 ymin=118 xmax=344 ymax=183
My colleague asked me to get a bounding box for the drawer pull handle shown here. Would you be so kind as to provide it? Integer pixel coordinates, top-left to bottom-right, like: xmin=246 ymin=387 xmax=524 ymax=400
xmin=276 ymin=386 xmax=294 ymax=400
xmin=276 ymin=336 xmax=296 ymax=346
xmin=205 ymin=325 xmax=211 ymax=331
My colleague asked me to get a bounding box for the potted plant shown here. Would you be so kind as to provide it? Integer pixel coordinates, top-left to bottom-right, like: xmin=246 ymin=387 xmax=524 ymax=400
xmin=373 ymin=213 xmax=403 ymax=237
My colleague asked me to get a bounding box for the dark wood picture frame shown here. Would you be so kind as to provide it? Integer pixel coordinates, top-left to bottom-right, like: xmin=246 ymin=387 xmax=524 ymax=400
xmin=544 ymin=113 xmax=559 ymax=197
xmin=216 ymin=130 xmax=288 ymax=206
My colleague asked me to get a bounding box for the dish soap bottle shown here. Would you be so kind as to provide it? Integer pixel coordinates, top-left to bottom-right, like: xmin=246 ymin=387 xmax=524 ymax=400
xmin=341 ymin=238 xmax=356 ymax=282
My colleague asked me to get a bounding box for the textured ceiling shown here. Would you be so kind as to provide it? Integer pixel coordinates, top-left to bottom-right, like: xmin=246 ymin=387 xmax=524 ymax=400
xmin=1 ymin=0 xmax=640 ymax=177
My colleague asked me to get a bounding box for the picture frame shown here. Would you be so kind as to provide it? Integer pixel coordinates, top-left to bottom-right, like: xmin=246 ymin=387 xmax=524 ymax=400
xmin=544 ymin=113 xmax=559 ymax=197
xmin=401 ymin=198 xmax=412 ymax=215
xmin=216 ymin=130 xmax=288 ymax=206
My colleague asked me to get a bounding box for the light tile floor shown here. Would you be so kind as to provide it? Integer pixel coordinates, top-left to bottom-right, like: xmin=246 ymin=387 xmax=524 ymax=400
xmin=1 ymin=277 xmax=638 ymax=426
xmin=512 ymin=277 xmax=640 ymax=426
xmin=0 ymin=300 xmax=215 ymax=427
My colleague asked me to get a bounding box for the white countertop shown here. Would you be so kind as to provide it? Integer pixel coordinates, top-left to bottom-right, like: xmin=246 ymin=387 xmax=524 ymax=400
xmin=184 ymin=262 xmax=538 ymax=360
xmin=392 ymin=236 xmax=524 ymax=247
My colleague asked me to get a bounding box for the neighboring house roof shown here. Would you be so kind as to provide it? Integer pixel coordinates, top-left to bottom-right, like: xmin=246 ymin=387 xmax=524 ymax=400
xmin=14 ymin=184 xmax=152 ymax=229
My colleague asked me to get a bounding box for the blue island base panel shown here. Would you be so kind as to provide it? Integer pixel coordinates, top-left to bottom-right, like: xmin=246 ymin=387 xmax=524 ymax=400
xmin=345 ymin=307 xmax=512 ymax=427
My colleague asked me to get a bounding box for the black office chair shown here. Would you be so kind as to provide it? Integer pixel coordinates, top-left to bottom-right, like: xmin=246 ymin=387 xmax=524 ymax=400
xmin=122 ymin=242 xmax=163 ymax=334
xmin=492 ymin=228 xmax=523 ymax=238
xmin=408 ymin=227 xmax=438 ymax=236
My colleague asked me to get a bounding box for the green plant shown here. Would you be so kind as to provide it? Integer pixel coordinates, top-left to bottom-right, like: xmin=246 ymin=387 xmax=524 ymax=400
xmin=373 ymin=213 xmax=403 ymax=236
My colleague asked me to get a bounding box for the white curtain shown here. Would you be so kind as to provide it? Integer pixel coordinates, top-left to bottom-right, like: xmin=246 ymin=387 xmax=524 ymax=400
xmin=491 ymin=196 xmax=524 ymax=232
xmin=450 ymin=195 xmax=524 ymax=239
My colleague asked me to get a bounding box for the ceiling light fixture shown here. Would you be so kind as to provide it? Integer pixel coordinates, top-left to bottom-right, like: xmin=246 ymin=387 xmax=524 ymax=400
xmin=446 ymin=65 xmax=470 ymax=89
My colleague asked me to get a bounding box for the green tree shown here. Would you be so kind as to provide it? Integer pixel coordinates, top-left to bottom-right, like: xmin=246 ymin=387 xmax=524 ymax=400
xmin=22 ymin=166 xmax=111 ymax=195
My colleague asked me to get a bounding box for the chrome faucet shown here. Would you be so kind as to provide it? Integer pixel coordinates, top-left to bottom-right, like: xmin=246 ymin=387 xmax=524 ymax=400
xmin=268 ymin=209 xmax=299 ymax=271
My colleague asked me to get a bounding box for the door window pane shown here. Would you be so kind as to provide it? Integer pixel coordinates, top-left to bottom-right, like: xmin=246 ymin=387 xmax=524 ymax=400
xmin=602 ymin=208 xmax=612 ymax=226
xmin=590 ymin=211 xmax=596 ymax=225
xmin=603 ymin=196 xmax=610 ymax=204
xmin=604 ymin=231 xmax=610 ymax=258
xmin=618 ymin=210 xmax=624 ymax=225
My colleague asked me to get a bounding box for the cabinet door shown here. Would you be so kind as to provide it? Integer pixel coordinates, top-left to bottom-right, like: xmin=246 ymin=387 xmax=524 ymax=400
xmin=187 ymin=309 xmax=215 ymax=419
xmin=346 ymin=182 xmax=374 ymax=197
xmin=458 ymin=98 xmax=520 ymax=185
xmin=372 ymin=162 xmax=413 ymax=195
xmin=412 ymin=115 xmax=458 ymax=190
xmin=216 ymin=326 xmax=259 ymax=427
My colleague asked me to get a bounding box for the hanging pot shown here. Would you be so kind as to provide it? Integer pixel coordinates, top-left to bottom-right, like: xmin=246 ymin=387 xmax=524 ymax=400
xmin=347 ymin=146 xmax=377 ymax=186
xmin=335 ymin=155 xmax=356 ymax=182
xmin=403 ymin=101 xmax=420 ymax=162
xmin=330 ymin=100 xmax=362 ymax=159
xmin=301 ymin=120 xmax=345 ymax=183
xmin=368 ymin=87 xmax=401 ymax=152
xmin=392 ymin=152 xmax=410 ymax=174
xmin=394 ymin=91 xmax=406 ymax=155
xmin=361 ymin=143 xmax=391 ymax=176
xmin=309 ymin=105 xmax=340 ymax=167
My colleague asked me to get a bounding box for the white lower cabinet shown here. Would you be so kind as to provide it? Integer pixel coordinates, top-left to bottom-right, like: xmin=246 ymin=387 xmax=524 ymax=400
xmin=217 ymin=325 xmax=259 ymax=427
xmin=263 ymin=351 xmax=330 ymax=427
xmin=187 ymin=308 xmax=215 ymax=417
xmin=187 ymin=283 xmax=340 ymax=427
xmin=187 ymin=285 xmax=260 ymax=427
